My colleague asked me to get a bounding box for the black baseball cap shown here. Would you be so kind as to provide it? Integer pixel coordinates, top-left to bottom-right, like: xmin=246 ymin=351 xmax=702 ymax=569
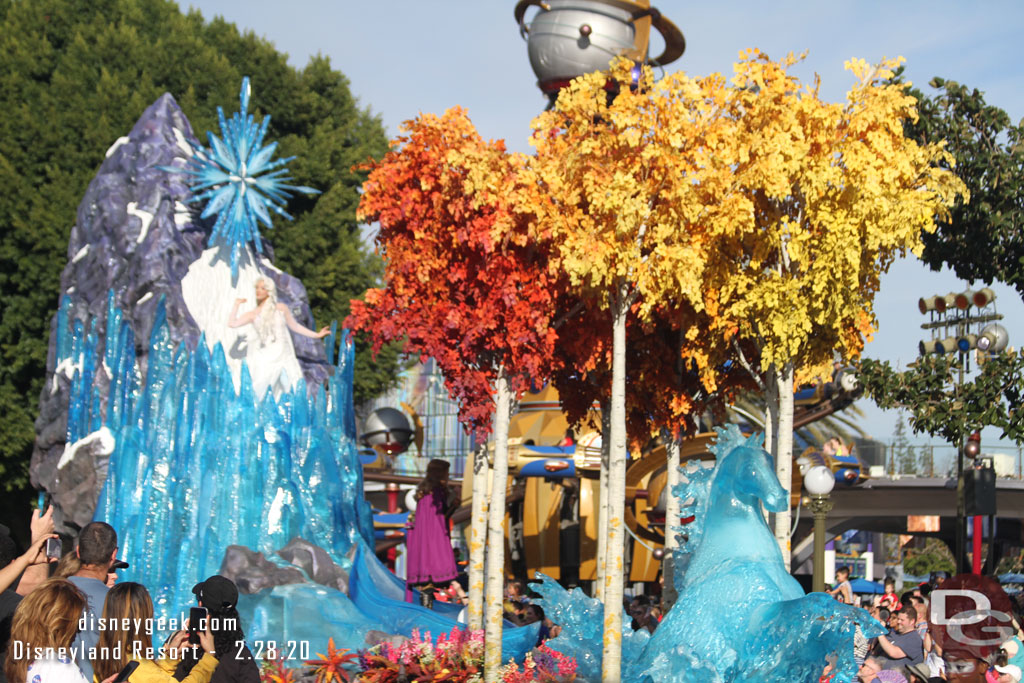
xmin=111 ymin=559 xmax=129 ymax=570
xmin=191 ymin=575 xmax=238 ymax=609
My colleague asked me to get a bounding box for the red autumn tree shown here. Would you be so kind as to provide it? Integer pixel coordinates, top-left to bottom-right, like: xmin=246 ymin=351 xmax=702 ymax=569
xmin=347 ymin=107 xmax=564 ymax=680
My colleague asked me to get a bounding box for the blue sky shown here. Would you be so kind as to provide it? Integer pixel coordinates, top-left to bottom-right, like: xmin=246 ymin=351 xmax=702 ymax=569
xmin=186 ymin=1 xmax=1024 ymax=448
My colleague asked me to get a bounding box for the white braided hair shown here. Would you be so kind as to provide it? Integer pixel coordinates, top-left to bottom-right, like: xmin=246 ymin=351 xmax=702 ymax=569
xmin=254 ymin=277 xmax=279 ymax=343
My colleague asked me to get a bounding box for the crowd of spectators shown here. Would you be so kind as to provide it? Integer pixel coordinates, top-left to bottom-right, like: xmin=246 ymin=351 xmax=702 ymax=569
xmin=0 ymin=506 xmax=259 ymax=683
xmin=813 ymin=569 xmax=1024 ymax=683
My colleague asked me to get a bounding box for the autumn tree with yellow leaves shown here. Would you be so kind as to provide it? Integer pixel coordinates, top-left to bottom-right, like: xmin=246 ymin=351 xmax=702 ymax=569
xmin=528 ymin=51 xmax=963 ymax=681
xmin=698 ymin=51 xmax=964 ymax=567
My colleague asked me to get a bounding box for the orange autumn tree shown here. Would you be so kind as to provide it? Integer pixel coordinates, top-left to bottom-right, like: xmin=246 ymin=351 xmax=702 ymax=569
xmin=547 ymin=298 xmax=757 ymax=604
xmin=347 ymin=107 xmax=564 ymax=682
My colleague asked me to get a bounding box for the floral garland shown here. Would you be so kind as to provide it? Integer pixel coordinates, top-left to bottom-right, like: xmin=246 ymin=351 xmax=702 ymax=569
xmin=257 ymin=628 xmax=575 ymax=683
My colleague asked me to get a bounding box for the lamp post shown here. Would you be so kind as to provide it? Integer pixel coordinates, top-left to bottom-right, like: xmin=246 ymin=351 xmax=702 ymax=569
xmin=805 ymin=465 xmax=836 ymax=593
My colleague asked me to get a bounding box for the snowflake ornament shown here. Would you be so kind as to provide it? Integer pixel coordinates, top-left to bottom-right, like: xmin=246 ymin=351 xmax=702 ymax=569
xmin=172 ymin=77 xmax=319 ymax=276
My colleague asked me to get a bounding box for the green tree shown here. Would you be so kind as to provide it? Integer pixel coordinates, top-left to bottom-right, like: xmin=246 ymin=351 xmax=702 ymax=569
xmin=904 ymin=75 xmax=1024 ymax=296
xmin=859 ymin=351 xmax=1024 ymax=447
xmin=0 ymin=0 xmax=399 ymax=491
xmin=891 ymin=412 xmax=919 ymax=475
xmin=903 ymin=537 xmax=955 ymax=577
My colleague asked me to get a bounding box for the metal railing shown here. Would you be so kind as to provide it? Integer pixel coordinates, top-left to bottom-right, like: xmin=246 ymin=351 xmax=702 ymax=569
xmin=861 ymin=442 xmax=1024 ymax=480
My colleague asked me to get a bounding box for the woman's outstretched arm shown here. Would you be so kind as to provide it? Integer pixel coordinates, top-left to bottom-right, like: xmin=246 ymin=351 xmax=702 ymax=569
xmin=228 ymin=299 xmax=260 ymax=328
xmin=279 ymin=304 xmax=330 ymax=338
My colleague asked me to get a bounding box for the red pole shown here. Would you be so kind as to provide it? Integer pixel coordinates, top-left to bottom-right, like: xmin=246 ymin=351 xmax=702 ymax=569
xmin=386 ymin=483 xmax=399 ymax=570
xmin=972 ymin=516 xmax=983 ymax=575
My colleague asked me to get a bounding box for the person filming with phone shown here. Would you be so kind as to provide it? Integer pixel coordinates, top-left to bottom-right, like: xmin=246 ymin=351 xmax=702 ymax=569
xmin=173 ymin=576 xmax=258 ymax=683
xmin=94 ymin=582 xmax=218 ymax=683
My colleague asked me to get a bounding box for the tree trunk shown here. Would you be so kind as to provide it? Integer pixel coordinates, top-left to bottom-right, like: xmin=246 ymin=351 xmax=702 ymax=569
xmin=764 ymin=368 xmax=779 ymax=456
xmin=467 ymin=443 xmax=489 ymax=632
xmin=595 ymin=401 xmax=611 ymax=601
xmin=662 ymin=435 xmax=681 ymax=610
xmin=601 ymin=285 xmax=629 ymax=683
xmin=763 ymin=368 xmax=779 ymax=525
xmin=772 ymin=363 xmax=795 ymax=571
xmin=483 ymin=369 xmax=513 ymax=682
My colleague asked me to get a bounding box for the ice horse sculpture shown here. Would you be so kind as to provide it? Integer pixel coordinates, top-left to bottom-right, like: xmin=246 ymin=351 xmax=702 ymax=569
xmin=532 ymin=425 xmax=881 ymax=681
xmin=628 ymin=425 xmax=883 ymax=682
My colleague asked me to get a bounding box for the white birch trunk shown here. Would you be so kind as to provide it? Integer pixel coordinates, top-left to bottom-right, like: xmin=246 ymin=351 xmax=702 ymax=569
xmin=467 ymin=443 xmax=489 ymax=632
xmin=771 ymin=363 xmax=795 ymax=571
xmin=483 ymin=370 xmax=513 ymax=682
xmin=601 ymin=287 xmax=629 ymax=683
xmin=764 ymin=368 xmax=779 ymax=455
xmin=595 ymin=403 xmax=611 ymax=601
xmin=662 ymin=435 xmax=681 ymax=608
xmin=763 ymin=368 xmax=779 ymax=525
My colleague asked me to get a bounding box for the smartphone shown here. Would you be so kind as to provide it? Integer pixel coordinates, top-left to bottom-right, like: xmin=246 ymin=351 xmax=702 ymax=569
xmin=188 ymin=606 xmax=208 ymax=645
xmin=37 ymin=491 xmax=50 ymax=511
xmin=113 ymin=660 xmax=139 ymax=683
xmin=45 ymin=537 xmax=60 ymax=560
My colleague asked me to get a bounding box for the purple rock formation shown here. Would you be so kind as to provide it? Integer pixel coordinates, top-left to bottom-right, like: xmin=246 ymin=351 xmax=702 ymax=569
xmin=219 ymin=545 xmax=307 ymax=595
xmin=32 ymin=94 xmax=331 ymax=534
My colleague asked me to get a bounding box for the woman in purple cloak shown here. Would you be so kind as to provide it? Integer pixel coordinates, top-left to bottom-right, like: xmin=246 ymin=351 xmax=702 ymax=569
xmin=406 ymin=459 xmax=459 ymax=608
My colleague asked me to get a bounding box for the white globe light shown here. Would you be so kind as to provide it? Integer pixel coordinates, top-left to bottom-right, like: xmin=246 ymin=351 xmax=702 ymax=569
xmin=804 ymin=465 xmax=836 ymax=495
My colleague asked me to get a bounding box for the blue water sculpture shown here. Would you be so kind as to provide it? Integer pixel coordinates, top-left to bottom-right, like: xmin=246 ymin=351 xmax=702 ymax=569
xmin=166 ymin=77 xmax=319 ymax=277
xmin=526 ymin=424 xmax=881 ymax=681
xmin=624 ymin=425 xmax=883 ymax=682
xmin=529 ymin=573 xmax=650 ymax=682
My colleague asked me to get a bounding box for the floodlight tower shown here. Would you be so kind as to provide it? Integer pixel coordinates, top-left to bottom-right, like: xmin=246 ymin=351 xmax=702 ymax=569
xmin=917 ymin=287 xmax=1007 ymax=573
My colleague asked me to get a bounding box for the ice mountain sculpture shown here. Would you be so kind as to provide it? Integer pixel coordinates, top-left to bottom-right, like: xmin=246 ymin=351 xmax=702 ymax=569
xmin=56 ymin=292 xmax=372 ymax=615
xmin=32 ymin=91 xmax=329 ymax=535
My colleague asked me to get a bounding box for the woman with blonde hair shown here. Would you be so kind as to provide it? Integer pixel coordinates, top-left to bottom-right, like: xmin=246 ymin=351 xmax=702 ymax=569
xmin=227 ymin=277 xmax=329 ymax=399
xmin=54 ymin=551 xmax=81 ymax=579
xmin=4 ymin=578 xmax=88 ymax=683
xmin=94 ymin=583 xmax=217 ymax=683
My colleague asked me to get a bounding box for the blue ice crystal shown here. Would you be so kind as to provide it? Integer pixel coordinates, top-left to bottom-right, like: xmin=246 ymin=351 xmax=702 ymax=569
xmin=168 ymin=77 xmax=319 ymax=276
xmin=57 ymin=294 xmax=540 ymax=661
xmin=58 ymin=293 xmax=371 ymax=643
xmin=529 ymin=573 xmax=650 ymax=682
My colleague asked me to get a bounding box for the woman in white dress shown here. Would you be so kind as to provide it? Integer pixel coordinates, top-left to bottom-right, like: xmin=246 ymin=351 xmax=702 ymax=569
xmin=227 ymin=278 xmax=329 ymax=398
